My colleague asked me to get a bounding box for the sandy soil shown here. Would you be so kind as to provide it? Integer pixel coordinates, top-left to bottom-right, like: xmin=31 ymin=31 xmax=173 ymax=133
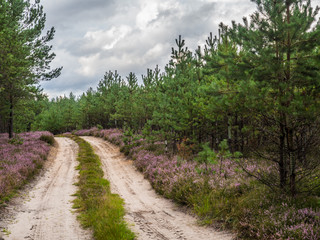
xmin=0 ymin=137 xmax=91 ymax=240
xmin=82 ymin=136 xmax=235 ymax=240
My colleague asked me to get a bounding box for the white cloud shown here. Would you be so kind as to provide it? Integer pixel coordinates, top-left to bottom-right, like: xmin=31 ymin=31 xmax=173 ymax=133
xmin=83 ymin=25 xmax=132 ymax=51
xmin=77 ymin=53 xmax=101 ymax=77
xmin=145 ymin=43 xmax=167 ymax=60
xmin=136 ymin=1 xmax=158 ymax=29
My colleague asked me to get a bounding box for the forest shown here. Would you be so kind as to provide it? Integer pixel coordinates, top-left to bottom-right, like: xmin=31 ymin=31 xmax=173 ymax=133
xmin=1 ymin=0 xmax=320 ymax=239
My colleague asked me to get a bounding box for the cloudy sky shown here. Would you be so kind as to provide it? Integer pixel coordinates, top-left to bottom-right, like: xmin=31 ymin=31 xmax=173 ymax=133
xmin=40 ymin=0 xmax=320 ymax=98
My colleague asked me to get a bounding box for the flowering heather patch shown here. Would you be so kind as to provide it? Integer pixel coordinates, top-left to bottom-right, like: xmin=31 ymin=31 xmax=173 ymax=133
xmin=74 ymin=128 xmax=124 ymax=147
xmin=0 ymin=131 xmax=53 ymax=200
xmin=129 ymin=139 xmax=320 ymax=239
xmin=73 ymin=127 xmax=98 ymax=136
xmin=239 ymin=202 xmax=320 ymax=240
xmin=100 ymin=129 xmax=124 ymax=147
xmin=133 ymin=150 xmax=201 ymax=202
xmin=132 ymin=148 xmax=247 ymax=200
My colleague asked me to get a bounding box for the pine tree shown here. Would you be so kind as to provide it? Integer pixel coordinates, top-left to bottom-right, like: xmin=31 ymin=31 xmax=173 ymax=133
xmin=0 ymin=0 xmax=62 ymax=137
xmin=228 ymin=0 xmax=320 ymax=196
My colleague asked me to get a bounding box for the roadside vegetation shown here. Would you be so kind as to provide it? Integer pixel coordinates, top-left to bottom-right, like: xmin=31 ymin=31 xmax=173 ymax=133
xmin=63 ymin=134 xmax=135 ymax=240
xmin=75 ymin=128 xmax=320 ymax=240
xmin=0 ymin=131 xmax=54 ymax=205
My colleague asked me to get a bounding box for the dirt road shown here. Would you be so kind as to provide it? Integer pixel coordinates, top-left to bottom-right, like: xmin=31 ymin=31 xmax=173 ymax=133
xmin=0 ymin=137 xmax=91 ymax=240
xmin=82 ymin=136 xmax=234 ymax=240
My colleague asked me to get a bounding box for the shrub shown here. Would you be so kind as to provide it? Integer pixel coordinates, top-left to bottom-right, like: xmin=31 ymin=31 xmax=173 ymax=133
xmin=39 ymin=134 xmax=55 ymax=145
xmin=8 ymin=136 xmax=24 ymax=145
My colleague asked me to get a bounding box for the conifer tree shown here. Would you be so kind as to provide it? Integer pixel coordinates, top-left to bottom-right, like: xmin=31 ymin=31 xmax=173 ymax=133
xmin=0 ymin=0 xmax=61 ymax=137
xmin=227 ymin=0 xmax=320 ymax=195
xmin=96 ymin=71 xmax=119 ymax=128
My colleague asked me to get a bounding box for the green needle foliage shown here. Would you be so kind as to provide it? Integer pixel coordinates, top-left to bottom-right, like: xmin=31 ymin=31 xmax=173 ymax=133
xmin=0 ymin=0 xmax=62 ymax=138
xmin=227 ymin=0 xmax=320 ymax=196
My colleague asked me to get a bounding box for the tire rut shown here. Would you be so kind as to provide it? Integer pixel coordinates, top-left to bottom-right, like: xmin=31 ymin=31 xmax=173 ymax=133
xmin=82 ymin=136 xmax=234 ymax=240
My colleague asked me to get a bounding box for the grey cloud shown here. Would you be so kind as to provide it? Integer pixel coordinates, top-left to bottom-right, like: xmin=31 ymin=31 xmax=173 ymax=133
xmin=43 ymin=0 xmax=304 ymax=98
xmin=44 ymin=0 xmax=115 ymax=21
xmin=145 ymin=2 xmax=219 ymax=50
xmin=63 ymin=38 xmax=102 ymax=57
xmin=41 ymin=71 xmax=100 ymax=98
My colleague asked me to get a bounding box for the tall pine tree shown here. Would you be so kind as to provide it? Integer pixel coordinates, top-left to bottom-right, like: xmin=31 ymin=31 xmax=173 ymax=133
xmin=228 ymin=0 xmax=320 ymax=196
xmin=0 ymin=0 xmax=61 ymax=137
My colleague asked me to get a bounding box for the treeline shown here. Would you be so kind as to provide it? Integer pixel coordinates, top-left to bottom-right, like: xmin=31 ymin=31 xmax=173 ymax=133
xmin=2 ymin=0 xmax=320 ymax=197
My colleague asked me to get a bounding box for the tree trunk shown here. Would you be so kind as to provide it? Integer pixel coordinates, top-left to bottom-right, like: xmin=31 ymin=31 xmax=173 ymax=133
xmin=279 ymin=120 xmax=287 ymax=189
xmin=288 ymin=128 xmax=296 ymax=197
xmin=0 ymin=113 xmax=4 ymax=133
xmin=285 ymin=0 xmax=295 ymax=197
xmin=234 ymin=113 xmax=238 ymax=152
xmin=227 ymin=114 xmax=232 ymax=152
xmin=8 ymin=95 xmax=13 ymax=138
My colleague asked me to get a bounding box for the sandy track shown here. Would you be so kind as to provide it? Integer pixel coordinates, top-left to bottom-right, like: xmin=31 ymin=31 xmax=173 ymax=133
xmin=82 ymin=136 xmax=234 ymax=240
xmin=0 ymin=137 xmax=91 ymax=240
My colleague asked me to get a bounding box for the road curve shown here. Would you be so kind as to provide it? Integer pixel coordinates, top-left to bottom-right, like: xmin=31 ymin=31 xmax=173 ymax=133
xmin=82 ymin=136 xmax=234 ymax=240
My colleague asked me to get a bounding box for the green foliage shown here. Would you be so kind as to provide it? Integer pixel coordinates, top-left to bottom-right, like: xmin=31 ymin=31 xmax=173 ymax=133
xmin=123 ymin=127 xmax=133 ymax=145
xmin=226 ymin=0 xmax=320 ymax=196
xmin=39 ymin=134 xmax=54 ymax=146
xmin=196 ymin=142 xmax=217 ymax=165
xmin=8 ymin=135 xmax=23 ymax=145
xmin=0 ymin=0 xmax=62 ymax=138
xmin=218 ymin=140 xmax=231 ymax=158
xmin=32 ymin=93 xmax=82 ymax=134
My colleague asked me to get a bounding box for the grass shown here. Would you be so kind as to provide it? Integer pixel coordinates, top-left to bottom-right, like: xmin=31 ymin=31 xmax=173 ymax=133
xmin=39 ymin=134 xmax=55 ymax=145
xmin=63 ymin=134 xmax=135 ymax=240
xmin=2 ymin=228 xmax=11 ymax=236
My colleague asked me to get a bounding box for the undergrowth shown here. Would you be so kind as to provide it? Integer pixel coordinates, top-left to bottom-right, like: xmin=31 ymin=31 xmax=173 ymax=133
xmin=63 ymin=134 xmax=135 ymax=240
xmin=74 ymin=128 xmax=320 ymax=240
